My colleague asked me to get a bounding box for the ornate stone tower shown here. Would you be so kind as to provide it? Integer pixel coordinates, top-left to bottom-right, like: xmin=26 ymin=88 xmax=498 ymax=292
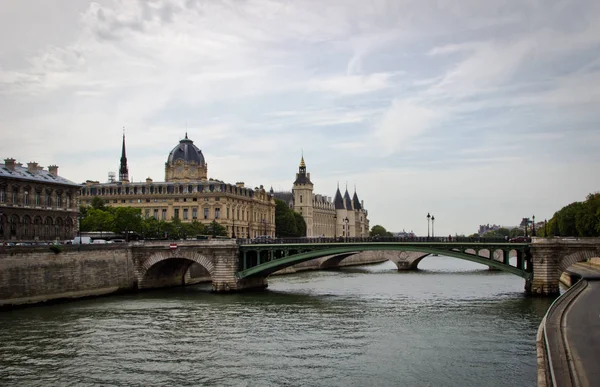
xmin=292 ymin=155 xmax=314 ymax=237
xmin=165 ymin=133 xmax=208 ymax=182
xmin=119 ymin=133 xmax=129 ymax=182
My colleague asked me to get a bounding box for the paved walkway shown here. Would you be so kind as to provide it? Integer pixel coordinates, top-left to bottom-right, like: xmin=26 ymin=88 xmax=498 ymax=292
xmin=544 ymin=262 xmax=600 ymax=387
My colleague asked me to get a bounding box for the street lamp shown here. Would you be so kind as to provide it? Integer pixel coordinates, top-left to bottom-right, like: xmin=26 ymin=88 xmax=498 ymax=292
xmin=232 ymin=216 xmax=236 ymax=239
xmin=343 ymin=217 xmax=349 ymax=242
xmin=431 ymin=215 xmax=435 ymax=238
xmin=427 ymin=213 xmax=431 ymax=239
xmin=77 ymin=213 xmax=83 ymax=244
xmin=532 ymin=215 xmax=536 ymax=237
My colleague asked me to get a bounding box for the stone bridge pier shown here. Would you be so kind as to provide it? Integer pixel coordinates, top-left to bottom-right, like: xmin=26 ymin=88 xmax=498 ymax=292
xmin=529 ymin=238 xmax=600 ymax=295
xmin=131 ymin=241 xmax=265 ymax=292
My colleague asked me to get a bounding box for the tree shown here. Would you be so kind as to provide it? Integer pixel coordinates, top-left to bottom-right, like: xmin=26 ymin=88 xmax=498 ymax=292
xmin=370 ymin=225 xmax=389 ymax=237
xmin=112 ymin=207 xmax=142 ymax=241
xmin=509 ymin=228 xmax=525 ymax=238
xmin=206 ymin=220 xmax=227 ymax=237
xmin=90 ymin=196 xmax=106 ymax=211
xmin=274 ymin=199 xmax=298 ymax=237
xmin=293 ymin=212 xmax=306 ymax=237
xmin=497 ymin=228 xmax=510 ymax=237
xmin=81 ymin=208 xmax=114 ymax=232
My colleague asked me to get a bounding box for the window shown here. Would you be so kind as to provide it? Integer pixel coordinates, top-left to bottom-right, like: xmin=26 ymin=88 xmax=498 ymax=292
xmin=300 ymin=194 xmax=303 ymax=203
xmin=154 ymin=209 xmax=159 ymax=219
xmin=56 ymin=193 xmax=62 ymax=208
xmin=215 ymin=197 xmax=220 ymax=201
xmin=45 ymin=191 xmax=52 ymax=207
xmin=183 ymin=208 xmax=188 ymax=220
xmin=145 ymin=209 xmax=150 ymax=218
xmin=227 ymin=208 xmax=230 ymax=219
xmin=0 ymin=187 xmax=4 ymax=203
xmin=192 ymin=208 xmax=198 ymax=219
xmin=204 ymin=208 xmax=209 ymax=219
xmin=174 ymin=209 xmax=179 ymax=219
xmin=162 ymin=209 xmax=167 ymax=220
xmin=215 ymin=208 xmax=220 ymax=219
xmin=24 ymin=191 xmax=29 ymax=206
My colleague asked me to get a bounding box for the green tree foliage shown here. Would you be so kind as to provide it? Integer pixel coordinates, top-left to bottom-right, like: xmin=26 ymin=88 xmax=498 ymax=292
xmin=370 ymin=225 xmax=391 ymax=237
xmin=112 ymin=207 xmax=143 ymax=241
xmin=274 ymin=199 xmax=306 ymax=237
xmin=90 ymin=196 xmax=107 ymax=211
xmin=81 ymin=208 xmax=115 ymax=232
xmin=293 ymin=212 xmax=307 ymax=237
xmin=509 ymin=228 xmax=525 ymax=238
xmin=206 ymin=220 xmax=228 ymax=237
xmin=545 ymin=193 xmax=600 ymax=237
xmin=483 ymin=230 xmax=503 ymax=238
xmin=497 ymin=228 xmax=510 ymax=237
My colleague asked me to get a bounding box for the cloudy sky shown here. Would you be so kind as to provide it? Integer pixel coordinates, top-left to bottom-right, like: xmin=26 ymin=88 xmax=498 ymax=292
xmin=1 ymin=0 xmax=599 ymax=236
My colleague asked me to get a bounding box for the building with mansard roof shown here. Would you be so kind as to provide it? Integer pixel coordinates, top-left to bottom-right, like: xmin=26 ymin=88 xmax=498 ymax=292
xmin=0 ymin=159 xmax=80 ymax=242
xmin=273 ymin=157 xmax=369 ymax=238
xmin=80 ymin=134 xmax=275 ymax=239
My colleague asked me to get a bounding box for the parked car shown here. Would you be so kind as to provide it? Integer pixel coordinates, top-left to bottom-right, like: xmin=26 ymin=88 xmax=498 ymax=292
xmin=252 ymin=235 xmax=274 ymax=244
xmin=509 ymin=236 xmax=531 ymax=243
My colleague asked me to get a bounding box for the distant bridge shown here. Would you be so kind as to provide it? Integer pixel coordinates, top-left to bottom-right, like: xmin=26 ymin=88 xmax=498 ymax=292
xmin=237 ymin=237 xmax=531 ymax=280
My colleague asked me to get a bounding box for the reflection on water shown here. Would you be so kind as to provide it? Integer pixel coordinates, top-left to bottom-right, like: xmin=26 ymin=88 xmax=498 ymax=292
xmin=0 ymin=256 xmax=553 ymax=387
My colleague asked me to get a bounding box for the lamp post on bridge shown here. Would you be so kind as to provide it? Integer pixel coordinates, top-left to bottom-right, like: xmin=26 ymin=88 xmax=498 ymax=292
xmin=426 ymin=213 xmax=431 ymax=239
xmin=531 ymin=215 xmax=536 ymax=237
xmin=343 ymin=217 xmax=349 ymax=242
xmin=232 ymin=216 xmax=236 ymax=239
xmin=431 ymin=215 xmax=435 ymax=239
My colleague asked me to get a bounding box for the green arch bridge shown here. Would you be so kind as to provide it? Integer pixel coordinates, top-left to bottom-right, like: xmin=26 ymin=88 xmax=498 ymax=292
xmin=236 ymin=237 xmax=532 ymax=280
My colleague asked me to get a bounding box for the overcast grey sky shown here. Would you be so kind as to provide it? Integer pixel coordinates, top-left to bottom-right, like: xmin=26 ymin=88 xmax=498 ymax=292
xmin=1 ymin=0 xmax=599 ymax=236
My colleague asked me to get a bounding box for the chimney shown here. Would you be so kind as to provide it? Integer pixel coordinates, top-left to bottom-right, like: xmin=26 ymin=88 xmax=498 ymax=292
xmin=48 ymin=165 xmax=59 ymax=176
xmin=27 ymin=162 xmax=39 ymax=173
xmin=236 ymin=182 xmax=245 ymax=188
xmin=4 ymin=158 xmax=16 ymax=171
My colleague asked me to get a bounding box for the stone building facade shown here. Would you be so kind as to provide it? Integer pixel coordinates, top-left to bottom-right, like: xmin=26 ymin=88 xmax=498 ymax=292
xmin=0 ymin=159 xmax=80 ymax=242
xmin=80 ymin=134 xmax=276 ymax=238
xmin=274 ymin=157 xmax=369 ymax=238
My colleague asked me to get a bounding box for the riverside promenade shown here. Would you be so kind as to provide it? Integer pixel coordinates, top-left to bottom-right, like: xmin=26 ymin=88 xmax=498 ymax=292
xmin=538 ymin=261 xmax=600 ymax=387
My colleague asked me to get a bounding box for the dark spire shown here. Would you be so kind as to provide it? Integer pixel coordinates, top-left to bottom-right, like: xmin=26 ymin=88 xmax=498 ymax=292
xmin=334 ymin=187 xmax=345 ymax=209
xmin=344 ymin=189 xmax=353 ymax=210
xmin=119 ymin=131 xmax=129 ymax=181
xmin=352 ymin=191 xmax=362 ymax=210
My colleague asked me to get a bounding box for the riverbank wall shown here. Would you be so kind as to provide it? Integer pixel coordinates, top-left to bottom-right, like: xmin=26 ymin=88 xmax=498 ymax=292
xmin=0 ymin=245 xmax=135 ymax=307
xmin=0 ymin=246 xmax=390 ymax=307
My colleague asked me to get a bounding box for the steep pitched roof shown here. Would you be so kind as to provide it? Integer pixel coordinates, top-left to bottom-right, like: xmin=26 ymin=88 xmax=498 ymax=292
xmin=334 ymin=187 xmax=345 ymax=209
xmin=344 ymin=189 xmax=353 ymax=210
xmin=352 ymin=191 xmax=362 ymax=210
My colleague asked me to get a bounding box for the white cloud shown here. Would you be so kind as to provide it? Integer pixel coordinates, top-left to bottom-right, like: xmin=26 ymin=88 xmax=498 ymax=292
xmin=1 ymin=0 xmax=600 ymax=235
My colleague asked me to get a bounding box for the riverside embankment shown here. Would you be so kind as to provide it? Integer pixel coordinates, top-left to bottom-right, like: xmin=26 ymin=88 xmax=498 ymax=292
xmin=537 ymin=260 xmax=600 ymax=387
xmin=0 ymin=244 xmax=386 ymax=307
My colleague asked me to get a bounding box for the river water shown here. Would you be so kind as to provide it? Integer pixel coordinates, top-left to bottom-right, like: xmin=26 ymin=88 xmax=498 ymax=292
xmin=0 ymin=256 xmax=554 ymax=387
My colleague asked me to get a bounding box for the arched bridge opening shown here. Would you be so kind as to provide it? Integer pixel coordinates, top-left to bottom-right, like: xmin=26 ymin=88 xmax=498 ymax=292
xmin=237 ymin=243 xmax=531 ymax=280
xmin=138 ymin=251 xmax=215 ymax=290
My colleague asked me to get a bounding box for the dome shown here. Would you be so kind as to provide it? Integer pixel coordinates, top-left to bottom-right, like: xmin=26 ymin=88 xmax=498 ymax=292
xmin=167 ymin=133 xmax=205 ymax=165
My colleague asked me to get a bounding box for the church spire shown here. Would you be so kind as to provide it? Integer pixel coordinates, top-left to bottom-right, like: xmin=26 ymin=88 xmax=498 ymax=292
xmin=119 ymin=131 xmax=129 ymax=182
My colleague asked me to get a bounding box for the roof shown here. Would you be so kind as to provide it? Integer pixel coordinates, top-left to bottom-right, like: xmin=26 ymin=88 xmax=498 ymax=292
xmin=352 ymin=191 xmax=362 ymax=210
xmin=343 ymin=189 xmax=353 ymax=210
xmin=167 ymin=133 xmax=205 ymax=165
xmin=0 ymin=163 xmax=79 ymax=187
xmin=334 ymin=188 xmax=345 ymax=209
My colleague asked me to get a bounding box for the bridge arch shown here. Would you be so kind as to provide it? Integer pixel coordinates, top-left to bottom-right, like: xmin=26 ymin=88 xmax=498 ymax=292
xmin=558 ymin=250 xmax=600 ymax=274
xmin=238 ymin=244 xmax=530 ymax=280
xmin=138 ymin=251 xmax=215 ymax=289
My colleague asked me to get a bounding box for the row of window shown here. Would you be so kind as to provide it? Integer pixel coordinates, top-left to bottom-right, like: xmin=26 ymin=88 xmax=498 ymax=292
xmin=82 ymin=184 xmax=254 ymax=198
xmin=0 ymin=188 xmax=73 ymax=209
